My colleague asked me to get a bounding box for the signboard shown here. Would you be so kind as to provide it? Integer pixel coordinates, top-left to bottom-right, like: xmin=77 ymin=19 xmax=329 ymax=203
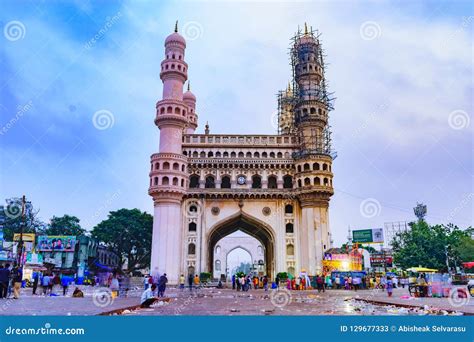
xmin=0 ymin=228 xmax=3 ymax=251
xmin=13 ymin=233 xmax=35 ymax=252
xmin=26 ymin=252 xmax=43 ymax=265
xmin=370 ymin=252 xmax=393 ymax=267
xmin=352 ymin=228 xmax=384 ymax=244
xmin=37 ymin=236 xmax=76 ymax=252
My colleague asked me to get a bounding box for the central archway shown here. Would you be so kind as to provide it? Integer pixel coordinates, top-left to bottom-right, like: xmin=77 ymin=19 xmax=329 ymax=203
xmin=208 ymin=212 xmax=275 ymax=279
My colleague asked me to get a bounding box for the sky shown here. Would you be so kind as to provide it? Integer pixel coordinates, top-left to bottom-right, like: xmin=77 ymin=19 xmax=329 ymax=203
xmin=0 ymin=0 xmax=472 ymax=246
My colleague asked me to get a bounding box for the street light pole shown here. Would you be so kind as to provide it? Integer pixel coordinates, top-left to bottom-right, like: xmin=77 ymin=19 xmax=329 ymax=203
xmin=16 ymin=195 xmax=26 ymax=267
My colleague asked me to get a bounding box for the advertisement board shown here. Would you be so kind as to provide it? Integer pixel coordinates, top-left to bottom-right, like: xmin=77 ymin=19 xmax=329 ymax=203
xmin=352 ymin=228 xmax=384 ymax=243
xmin=13 ymin=233 xmax=35 ymax=252
xmin=37 ymin=235 xmax=76 ymax=252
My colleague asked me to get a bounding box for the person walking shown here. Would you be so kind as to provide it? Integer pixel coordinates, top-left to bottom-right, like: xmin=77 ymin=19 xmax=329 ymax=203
xmin=61 ymin=276 xmax=69 ymax=296
xmin=158 ymin=273 xmax=168 ymax=297
xmin=193 ymin=274 xmax=200 ymax=288
xmin=12 ymin=267 xmax=23 ymax=299
xmin=188 ymin=273 xmax=193 ymax=291
xmin=232 ymin=274 xmax=236 ymax=290
xmin=32 ymin=271 xmax=39 ymax=295
xmin=316 ymin=275 xmax=324 ymax=293
xmin=263 ymin=275 xmax=268 ymax=291
xmin=386 ymin=276 xmax=393 ymax=297
xmin=42 ymin=273 xmax=51 ymax=296
xmin=179 ymin=274 xmax=185 ymax=290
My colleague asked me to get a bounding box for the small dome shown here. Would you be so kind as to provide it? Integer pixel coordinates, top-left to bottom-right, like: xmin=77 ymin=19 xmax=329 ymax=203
xmin=183 ymin=90 xmax=196 ymax=102
xmin=165 ymin=32 xmax=186 ymax=46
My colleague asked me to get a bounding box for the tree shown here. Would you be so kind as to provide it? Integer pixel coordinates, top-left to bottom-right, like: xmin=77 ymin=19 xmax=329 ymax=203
xmin=391 ymin=220 xmax=472 ymax=271
xmin=45 ymin=215 xmax=85 ymax=236
xmin=0 ymin=197 xmax=46 ymax=240
xmin=91 ymin=208 xmax=152 ymax=273
xmin=454 ymin=231 xmax=474 ymax=263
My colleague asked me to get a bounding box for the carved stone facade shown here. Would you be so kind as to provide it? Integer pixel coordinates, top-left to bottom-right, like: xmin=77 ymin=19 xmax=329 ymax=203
xmin=149 ymin=24 xmax=335 ymax=284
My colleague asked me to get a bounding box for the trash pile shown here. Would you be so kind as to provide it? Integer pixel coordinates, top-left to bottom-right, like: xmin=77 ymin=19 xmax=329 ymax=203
xmin=349 ymin=299 xmax=464 ymax=316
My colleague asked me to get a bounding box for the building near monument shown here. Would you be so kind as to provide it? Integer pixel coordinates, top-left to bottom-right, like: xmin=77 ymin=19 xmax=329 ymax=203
xmin=149 ymin=23 xmax=336 ymax=284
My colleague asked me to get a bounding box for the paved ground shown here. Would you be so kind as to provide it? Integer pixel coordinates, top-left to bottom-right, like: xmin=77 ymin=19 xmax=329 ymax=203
xmin=0 ymin=286 xmax=471 ymax=316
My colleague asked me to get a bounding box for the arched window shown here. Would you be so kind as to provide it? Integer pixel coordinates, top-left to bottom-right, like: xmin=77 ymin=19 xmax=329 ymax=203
xmin=215 ymin=245 xmax=221 ymax=254
xmin=262 ymin=152 xmax=268 ymax=158
xmin=221 ymin=176 xmax=231 ymax=189
xmin=283 ymin=175 xmax=293 ymax=189
xmin=167 ymin=106 xmax=172 ymax=113
xmin=173 ymin=162 xmax=179 ymax=170
xmin=205 ymin=175 xmax=215 ymax=188
xmin=297 ymin=165 xmax=302 ymax=172
xmin=215 ymin=260 xmax=221 ymax=271
xmin=238 ymin=152 xmax=244 ymax=158
xmin=182 ymin=165 xmax=185 ymax=171
xmin=304 ymin=177 xmax=311 ymax=186
xmin=246 ymin=152 xmax=252 ymax=158
xmin=314 ymin=177 xmax=321 ymax=185
xmin=153 ymin=177 xmax=158 ymax=186
xmin=286 ymin=244 xmax=294 ymax=256
xmin=162 ymin=177 xmax=169 ymax=185
xmin=189 ymin=222 xmax=197 ymax=232
xmin=324 ymin=178 xmax=329 ymax=186
xmin=323 ymin=163 xmax=328 ymax=171
xmin=304 ymin=163 xmax=310 ymax=171
xmin=269 ymin=152 xmax=275 ymax=158
xmin=230 ymin=152 xmax=236 ymax=158
xmin=254 ymin=152 xmax=260 ymax=158
xmin=298 ymin=179 xmax=302 ymax=187
xmin=313 ymin=163 xmax=320 ymax=170
xmin=172 ymin=177 xmax=178 ymax=186
xmin=174 ymin=107 xmax=180 ymax=114
xmin=189 ymin=175 xmax=200 ymax=188
xmin=252 ymin=175 xmax=262 ymax=189
xmin=155 ymin=162 xmax=159 ymax=170
xmin=277 ymin=152 xmax=283 ymax=158
xmin=181 ymin=179 xmax=184 ymax=187
xmin=268 ymin=175 xmax=278 ymax=189
xmin=285 ymin=204 xmax=293 ymax=214
xmin=215 ymin=152 xmax=221 ymax=158
xmin=188 ymin=243 xmax=196 ymax=255
xmin=223 ymin=152 xmax=229 ymax=158
xmin=200 ymin=151 xmax=206 ymax=158
xmin=208 ymin=151 xmax=214 ymax=157
xmin=286 ymin=223 xmax=294 ymax=233
xmin=163 ymin=162 xmax=170 ymax=170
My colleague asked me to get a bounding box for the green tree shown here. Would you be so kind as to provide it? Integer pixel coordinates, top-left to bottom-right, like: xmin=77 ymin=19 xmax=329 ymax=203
xmin=0 ymin=197 xmax=45 ymax=240
xmin=454 ymin=231 xmax=474 ymax=263
xmin=391 ymin=221 xmax=471 ymax=271
xmin=91 ymin=208 xmax=152 ymax=273
xmin=45 ymin=215 xmax=85 ymax=236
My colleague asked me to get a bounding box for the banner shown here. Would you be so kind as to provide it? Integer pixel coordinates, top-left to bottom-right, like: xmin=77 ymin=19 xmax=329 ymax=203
xmin=13 ymin=233 xmax=35 ymax=252
xmin=352 ymin=228 xmax=384 ymax=244
xmin=0 ymin=228 xmax=3 ymax=251
xmin=26 ymin=252 xmax=43 ymax=265
xmin=37 ymin=236 xmax=76 ymax=252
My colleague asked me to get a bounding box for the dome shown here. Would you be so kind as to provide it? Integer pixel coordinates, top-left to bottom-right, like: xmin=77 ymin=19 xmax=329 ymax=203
xmin=165 ymin=32 xmax=186 ymax=46
xmin=183 ymin=90 xmax=196 ymax=102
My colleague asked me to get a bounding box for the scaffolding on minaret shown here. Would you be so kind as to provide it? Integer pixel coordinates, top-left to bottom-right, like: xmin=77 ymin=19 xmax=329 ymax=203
xmin=276 ymin=24 xmax=336 ymax=160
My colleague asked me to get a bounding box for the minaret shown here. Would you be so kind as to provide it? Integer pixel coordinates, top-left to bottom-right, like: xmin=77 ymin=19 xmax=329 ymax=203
xmin=292 ymin=24 xmax=334 ymax=275
xmin=149 ymin=22 xmax=189 ymax=284
xmin=183 ymin=81 xmax=198 ymax=134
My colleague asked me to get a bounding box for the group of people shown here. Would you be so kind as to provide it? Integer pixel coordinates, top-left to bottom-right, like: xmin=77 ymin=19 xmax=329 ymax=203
xmin=0 ymin=264 xmax=23 ymax=299
xmin=231 ymin=275 xmax=269 ymax=291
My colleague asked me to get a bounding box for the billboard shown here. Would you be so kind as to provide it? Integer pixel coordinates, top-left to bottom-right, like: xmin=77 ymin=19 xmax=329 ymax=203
xmin=37 ymin=236 xmax=76 ymax=252
xmin=352 ymin=228 xmax=384 ymax=244
xmin=13 ymin=233 xmax=35 ymax=252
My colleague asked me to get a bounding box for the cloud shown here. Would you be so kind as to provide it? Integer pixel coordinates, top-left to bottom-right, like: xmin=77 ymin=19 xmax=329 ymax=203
xmin=0 ymin=1 xmax=472 ymax=243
